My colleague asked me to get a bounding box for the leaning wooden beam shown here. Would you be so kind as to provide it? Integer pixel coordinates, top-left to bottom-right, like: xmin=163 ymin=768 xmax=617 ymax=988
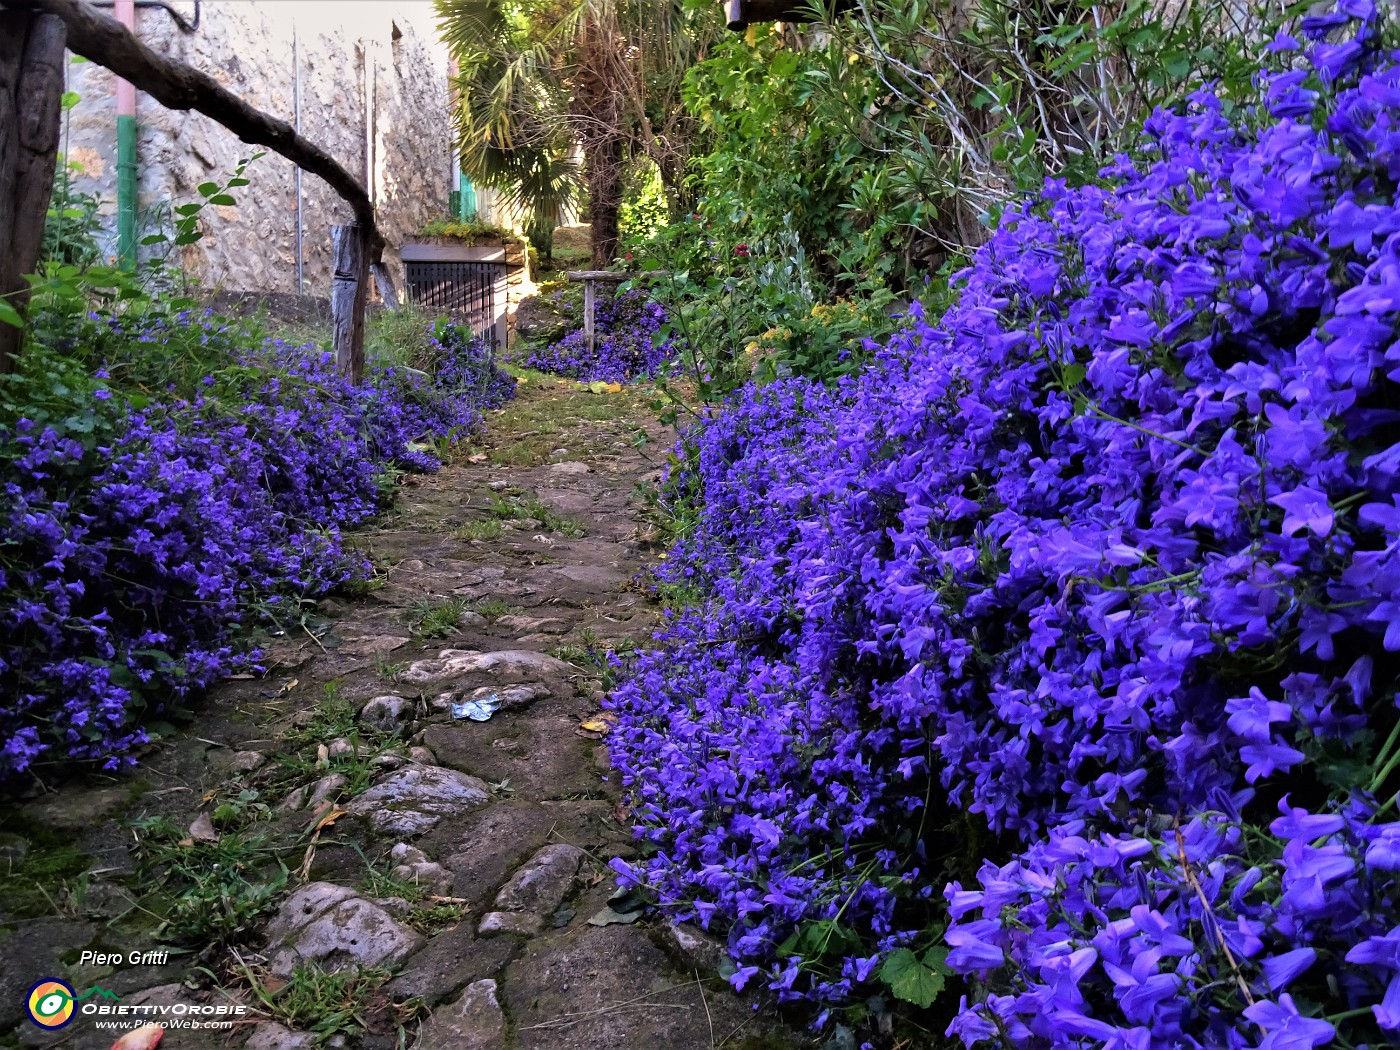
xmin=4 ymin=0 xmax=388 ymax=263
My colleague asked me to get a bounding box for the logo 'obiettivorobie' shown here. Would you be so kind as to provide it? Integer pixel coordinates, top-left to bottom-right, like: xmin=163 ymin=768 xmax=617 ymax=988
xmin=24 ymin=979 xmax=120 ymax=1029
xmin=25 ymin=979 xmax=76 ymax=1029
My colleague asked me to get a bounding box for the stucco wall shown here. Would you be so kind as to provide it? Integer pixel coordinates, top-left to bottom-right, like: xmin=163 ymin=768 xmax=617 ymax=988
xmin=63 ymin=1 xmax=451 ymax=298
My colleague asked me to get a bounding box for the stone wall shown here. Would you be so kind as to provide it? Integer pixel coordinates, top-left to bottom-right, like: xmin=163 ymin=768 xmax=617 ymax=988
xmin=63 ymin=1 xmax=451 ymax=298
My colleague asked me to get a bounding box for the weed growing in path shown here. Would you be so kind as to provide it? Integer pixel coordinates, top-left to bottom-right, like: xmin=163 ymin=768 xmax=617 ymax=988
xmin=409 ymin=598 xmax=469 ymax=640
xmin=487 ymin=494 xmax=586 ymax=538
xmin=471 ymin=597 xmax=516 ymax=619
xmin=128 ymin=815 xmax=287 ymax=945
xmin=453 ymin=519 xmax=505 ymax=542
xmin=239 ymin=962 xmax=422 ymax=1042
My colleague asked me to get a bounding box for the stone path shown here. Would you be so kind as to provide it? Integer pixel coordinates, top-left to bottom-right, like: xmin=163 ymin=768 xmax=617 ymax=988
xmin=0 ymin=377 xmax=808 ymax=1050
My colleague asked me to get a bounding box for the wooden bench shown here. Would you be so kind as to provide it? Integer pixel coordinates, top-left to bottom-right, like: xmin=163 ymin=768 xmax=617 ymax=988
xmin=565 ymin=270 xmax=632 ymax=353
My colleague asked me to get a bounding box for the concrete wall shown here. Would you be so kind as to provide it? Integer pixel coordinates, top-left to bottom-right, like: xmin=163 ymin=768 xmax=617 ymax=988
xmin=63 ymin=1 xmax=452 ymax=298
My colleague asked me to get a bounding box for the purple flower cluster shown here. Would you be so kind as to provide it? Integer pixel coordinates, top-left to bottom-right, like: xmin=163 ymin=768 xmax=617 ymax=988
xmin=607 ymin=3 xmax=1400 ymax=1042
xmin=1 ymin=318 xmax=512 ymax=777
xmin=946 ymin=796 xmax=1400 ymax=1047
xmin=522 ymin=289 xmax=674 ymax=382
xmin=428 ymin=322 xmax=518 ymax=409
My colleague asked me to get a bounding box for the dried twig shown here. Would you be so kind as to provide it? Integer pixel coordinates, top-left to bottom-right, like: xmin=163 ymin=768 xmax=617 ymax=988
xmin=517 ymin=979 xmax=701 ymax=1031
xmin=1174 ymin=819 xmax=1255 ymax=1006
xmin=696 ymin=968 xmax=715 ymax=1048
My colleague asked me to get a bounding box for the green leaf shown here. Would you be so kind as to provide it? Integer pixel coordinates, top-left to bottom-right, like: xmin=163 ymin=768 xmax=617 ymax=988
xmin=226 ymin=177 xmax=250 ymax=187
xmin=174 ymin=202 xmax=203 ymax=216
xmin=208 ymin=193 xmax=237 ymax=206
xmin=197 ymin=181 xmax=220 ymax=197
xmin=880 ymin=948 xmax=946 ymax=1008
xmin=0 ymin=299 xmax=23 ymax=329
xmin=922 ymin=945 xmax=951 ymax=971
xmin=1062 ymin=362 xmax=1087 ymax=388
xmin=769 ymin=51 xmax=800 ymax=78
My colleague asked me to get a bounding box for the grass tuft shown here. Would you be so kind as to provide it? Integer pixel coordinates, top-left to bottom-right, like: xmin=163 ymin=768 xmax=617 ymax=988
xmin=453 ymin=519 xmax=505 ymax=542
xmin=410 ymin=598 xmax=469 ymax=640
xmin=486 ymin=494 xmax=586 ymax=538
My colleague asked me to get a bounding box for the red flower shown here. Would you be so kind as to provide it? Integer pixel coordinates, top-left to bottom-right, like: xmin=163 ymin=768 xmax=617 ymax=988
xmin=734 ymin=244 xmax=750 ymax=257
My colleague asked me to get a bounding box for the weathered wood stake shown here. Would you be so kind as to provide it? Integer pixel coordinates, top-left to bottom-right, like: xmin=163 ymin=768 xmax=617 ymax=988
xmin=0 ymin=10 xmax=66 ymax=373
xmin=583 ymin=279 xmax=596 ymax=353
xmin=332 ymin=223 xmax=368 ymax=383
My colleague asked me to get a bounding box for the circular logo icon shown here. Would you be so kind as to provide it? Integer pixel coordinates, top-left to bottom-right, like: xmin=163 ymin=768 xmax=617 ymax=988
xmin=26 ymin=979 xmax=75 ymax=1029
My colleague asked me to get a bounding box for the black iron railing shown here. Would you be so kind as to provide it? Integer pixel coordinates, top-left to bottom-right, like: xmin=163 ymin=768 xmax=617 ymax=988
xmin=405 ymin=260 xmax=502 ymax=348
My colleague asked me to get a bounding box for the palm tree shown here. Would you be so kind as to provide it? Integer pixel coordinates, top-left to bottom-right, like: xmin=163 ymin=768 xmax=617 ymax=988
xmin=438 ymin=3 xmax=579 ymax=258
xmin=436 ymin=0 xmax=714 ymax=269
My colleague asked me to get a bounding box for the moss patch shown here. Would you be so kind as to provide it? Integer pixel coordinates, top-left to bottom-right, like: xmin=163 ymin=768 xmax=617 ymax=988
xmin=0 ymin=825 xmax=94 ymax=921
xmin=471 ymin=369 xmax=654 ymax=468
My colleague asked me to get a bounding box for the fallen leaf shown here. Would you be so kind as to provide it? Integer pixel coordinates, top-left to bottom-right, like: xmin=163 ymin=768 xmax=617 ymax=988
xmin=275 ymin=678 xmax=299 ymax=696
xmin=316 ymin=743 xmax=329 ymax=768
xmin=187 ymin=812 xmax=217 ymax=843
xmin=588 ymin=905 xmax=643 ymax=926
xmin=111 ymin=1024 xmax=164 ymax=1049
xmin=578 ymin=718 xmax=613 ymax=735
xmin=261 ymin=975 xmax=287 ymax=995
xmin=605 ymin=382 xmax=622 ymax=393
xmin=468 ymin=453 xmax=488 ymax=463
xmin=310 ymin=806 xmax=347 ymax=831
xmin=607 ymin=885 xmax=647 ymax=913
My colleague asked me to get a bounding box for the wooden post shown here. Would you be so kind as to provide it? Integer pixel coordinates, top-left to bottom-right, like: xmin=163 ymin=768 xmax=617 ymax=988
xmin=0 ymin=10 xmax=66 ymax=373
xmin=582 ymin=278 xmax=596 ymax=353
xmin=492 ymin=263 xmax=508 ymax=352
xmin=331 ymin=222 xmax=368 ymax=383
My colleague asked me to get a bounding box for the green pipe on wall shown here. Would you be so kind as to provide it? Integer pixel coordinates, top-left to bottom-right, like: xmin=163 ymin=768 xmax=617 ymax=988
xmin=463 ymin=177 xmax=476 ymax=219
xmin=116 ymin=113 xmax=137 ymax=270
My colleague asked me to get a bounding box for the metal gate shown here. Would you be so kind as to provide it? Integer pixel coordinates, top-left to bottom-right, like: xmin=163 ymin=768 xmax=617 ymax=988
xmin=401 ymin=245 xmax=506 ymax=349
